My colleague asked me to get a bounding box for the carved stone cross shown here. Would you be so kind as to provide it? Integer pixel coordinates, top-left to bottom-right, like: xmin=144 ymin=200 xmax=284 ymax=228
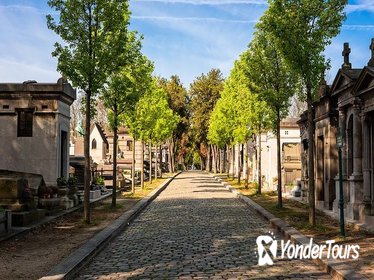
xmin=369 ymin=38 xmax=374 ymax=67
xmin=342 ymin=42 xmax=351 ymax=69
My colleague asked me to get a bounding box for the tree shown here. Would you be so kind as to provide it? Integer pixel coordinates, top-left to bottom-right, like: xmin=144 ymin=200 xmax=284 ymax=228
xmin=190 ymin=69 xmax=224 ymax=170
xmin=133 ymin=80 xmax=179 ymax=182
xmin=123 ymin=55 xmax=154 ymax=193
xmin=259 ymin=0 xmax=347 ymax=224
xmin=229 ymin=58 xmax=272 ymax=192
xmin=47 ymin=0 xmax=134 ymax=223
xmin=208 ymin=57 xmax=272 ymax=189
xmin=159 ymin=76 xmax=189 ymax=172
xmin=243 ymin=30 xmax=297 ymax=207
xmin=103 ymin=50 xmax=153 ymax=208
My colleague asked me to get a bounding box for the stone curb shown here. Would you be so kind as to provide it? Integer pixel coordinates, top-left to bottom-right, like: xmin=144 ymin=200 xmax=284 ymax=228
xmin=212 ymin=175 xmax=368 ymax=280
xmin=40 ymin=172 xmax=181 ymax=280
xmin=285 ymin=194 xmax=374 ymax=234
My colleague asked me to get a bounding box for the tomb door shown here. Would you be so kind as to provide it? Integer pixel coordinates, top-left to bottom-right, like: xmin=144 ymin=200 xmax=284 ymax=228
xmin=370 ymin=115 xmax=374 ymax=204
xmin=60 ymin=130 xmax=68 ymax=178
xmin=316 ymin=135 xmax=325 ymax=201
xmin=347 ymin=115 xmax=354 ymax=176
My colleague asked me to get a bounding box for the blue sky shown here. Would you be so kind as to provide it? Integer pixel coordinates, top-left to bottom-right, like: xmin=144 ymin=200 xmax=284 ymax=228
xmin=0 ymin=0 xmax=374 ymax=87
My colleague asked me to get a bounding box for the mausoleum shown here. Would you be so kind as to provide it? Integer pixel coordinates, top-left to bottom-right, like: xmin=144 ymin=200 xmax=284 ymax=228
xmin=0 ymin=78 xmax=76 ymax=186
xmin=298 ymin=40 xmax=374 ymax=226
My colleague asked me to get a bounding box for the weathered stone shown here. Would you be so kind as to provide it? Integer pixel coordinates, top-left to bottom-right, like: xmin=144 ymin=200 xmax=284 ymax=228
xmin=0 ymin=79 xmax=76 ymax=185
xmin=298 ymin=40 xmax=374 ymax=226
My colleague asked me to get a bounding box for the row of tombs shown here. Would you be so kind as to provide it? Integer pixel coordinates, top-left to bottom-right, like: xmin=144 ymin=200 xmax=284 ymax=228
xmin=297 ymin=41 xmax=374 ymax=226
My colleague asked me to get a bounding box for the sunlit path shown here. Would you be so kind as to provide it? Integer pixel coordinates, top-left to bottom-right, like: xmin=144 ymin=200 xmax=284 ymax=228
xmin=77 ymin=172 xmax=330 ymax=279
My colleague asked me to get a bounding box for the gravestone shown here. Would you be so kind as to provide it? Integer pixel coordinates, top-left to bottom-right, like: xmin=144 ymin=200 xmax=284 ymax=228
xmin=0 ymin=170 xmax=46 ymax=226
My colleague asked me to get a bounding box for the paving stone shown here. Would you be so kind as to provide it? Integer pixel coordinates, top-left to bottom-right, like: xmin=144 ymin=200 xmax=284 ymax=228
xmin=76 ymin=172 xmax=331 ymax=280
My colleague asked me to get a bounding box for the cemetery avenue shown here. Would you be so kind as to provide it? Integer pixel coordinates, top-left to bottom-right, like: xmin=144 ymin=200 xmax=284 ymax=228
xmin=0 ymin=1 xmax=374 ymax=279
xmin=76 ymin=172 xmax=333 ymax=280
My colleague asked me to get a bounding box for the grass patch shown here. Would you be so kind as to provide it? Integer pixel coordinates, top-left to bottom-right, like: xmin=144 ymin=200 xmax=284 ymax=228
xmin=121 ymin=176 xmax=170 ymax=199
xmin=222 ymin=177 xmax=258 ymax=196
xmin=220 ymin=177 xmax=360 ymax=240
xmin=248 ymin=191 xmax=340 ymax=236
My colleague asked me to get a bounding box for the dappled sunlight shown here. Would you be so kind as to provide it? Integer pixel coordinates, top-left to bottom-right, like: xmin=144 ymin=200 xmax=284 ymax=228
xmin=76 ymin=172 xmax=331 ymax=279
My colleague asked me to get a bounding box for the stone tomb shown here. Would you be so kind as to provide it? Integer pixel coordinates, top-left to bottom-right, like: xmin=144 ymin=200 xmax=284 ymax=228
xmin=298 ymin=40 xmax=374 ymax=227
xmin=0 ymin=78 xmax=76 ymax=186
xmin=0 ymin=170 xmax=46 ymax=226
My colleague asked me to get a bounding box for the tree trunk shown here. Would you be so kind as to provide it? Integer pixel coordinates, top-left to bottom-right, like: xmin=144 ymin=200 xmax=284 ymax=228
xmin=111 ymin=112 xmax=118 ymax=208
xmin=277 ymin=112 xmax=282 ymax=208
xmin=131 ymin=136 xmax=136 ymax=194
xmin=149 ymin=142 xmax=152 ymax=183
xmin=141 ymin=142 xmax=144 ymax=189
xmin=219 ymin=148 xmax=224 ymax=174
xmin=155 ymin=143 xmax=158 ymax=180
xmin=237 ymin=144 xmax=241 ymax=185
xmin=159 ymin=145 xmax=163 ymax=178
xmin=167 ymin=141 xmax=172 ymax=173
xmin=245 ymin=141 xmax=249 ymax=189
xmin=84 ymin=90 xmax=91 ymax=223
xmin=307 ymin=87 xmax=316 ymax=226
xmin=231 ymin=145 xmax=235 ymax=178
xmin=212 ymin=145 xmax=217 ymax=173
xmin=170 ymin=140 xmax=175 ymax=172
xmin=258 ymin=131 xmax=262 ymax=194
xmin=226 ymin=144 xmax=230 ymax=178
xmin=206 ymin=145 xmax=211 ymax=172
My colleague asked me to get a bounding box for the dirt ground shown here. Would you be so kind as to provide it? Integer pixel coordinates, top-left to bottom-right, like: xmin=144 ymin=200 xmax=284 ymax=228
xmin=0 ymin=196 xmax=139 ymax=280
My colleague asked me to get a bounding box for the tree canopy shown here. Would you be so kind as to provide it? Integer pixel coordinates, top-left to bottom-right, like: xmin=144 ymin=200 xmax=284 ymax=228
xmin=47 ymin=0 xmax=136 ymax=223
xmin=258 ymin=0 xmax=347 ymax=224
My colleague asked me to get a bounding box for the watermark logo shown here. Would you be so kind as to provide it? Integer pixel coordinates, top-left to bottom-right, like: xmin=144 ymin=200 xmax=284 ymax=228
xmin=256 ymin=231 xmax=360 ymax=266
xmin=256 ymin=231 xmax=277 ymax=266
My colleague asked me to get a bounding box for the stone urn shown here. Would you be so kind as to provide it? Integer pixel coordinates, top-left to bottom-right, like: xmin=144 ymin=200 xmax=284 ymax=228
xmin=57 ymin=187 xmax=68 ymax=197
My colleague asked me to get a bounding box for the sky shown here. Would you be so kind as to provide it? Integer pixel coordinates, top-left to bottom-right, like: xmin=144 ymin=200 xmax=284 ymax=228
xmin=1 ymin=0 xmax=374 ymax=87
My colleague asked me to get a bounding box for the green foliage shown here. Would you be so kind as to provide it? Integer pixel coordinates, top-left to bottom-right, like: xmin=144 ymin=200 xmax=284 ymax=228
xmin=190 ymin=69 xmax=224 ymax=146
xmin=208 ymin=55 xmax=272 ymax=147
xmin=57 ymin=177 xmax=67 ymax=187
xmin=258 ymin=0 xmax=347 ymax=99
xmin=67 ymin=176 xmax=77 ymax=187
xmin=47 ymin=0 xmax=133 ymax=96
xmin=134 ymin=79 xmax=179 ymax=144
xmin=47 ymin=0 xmax=137 ymax=221
xmin=102 ymin=52 xmax=154 ymax=134
xmin=158 ymin=75 xmax=190 ymax=163
xmin=243 ymin=30 xmax=297 ymax=130
xmin=94 ymin=176 xmax=105 ymax=186
xmin=258 ymin=0 xmax=347 ymax=224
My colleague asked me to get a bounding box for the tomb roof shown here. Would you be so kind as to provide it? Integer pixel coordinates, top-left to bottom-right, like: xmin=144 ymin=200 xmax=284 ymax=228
xmin=0 ymin=78 xmax=76 ymax=103
xmin=90 ymin=123 xmax=109 ymax=145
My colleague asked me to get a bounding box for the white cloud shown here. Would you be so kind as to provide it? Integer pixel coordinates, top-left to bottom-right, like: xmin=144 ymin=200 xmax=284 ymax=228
xmin=133 ymin=0 xmax=267 ymax=5
xmin=132 ymin=15 xmax=257 ymax=24
xmin=342 ymin=24 xmax=374 ymax=31
xmin=0 ymin=59 xmax=59 ymax=83
xmin=0 ymin=4 xmax=60 ymax=83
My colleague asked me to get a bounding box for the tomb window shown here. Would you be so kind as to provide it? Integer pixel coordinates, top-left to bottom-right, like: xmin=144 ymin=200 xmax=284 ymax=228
xmin=17 ymin=108 xmax=33 ymax=137
xmin=42 ymin=105 xmax=48 ymax=110
xmin=92 ymin=138 xmax=97 ymax=149
xmin=285 ymin=130 xmax=289 ymax=135
xmin=3 ymin=105 xmax=9 ymax=109
xmin=126 ymin=140 xmax=133 ymax=151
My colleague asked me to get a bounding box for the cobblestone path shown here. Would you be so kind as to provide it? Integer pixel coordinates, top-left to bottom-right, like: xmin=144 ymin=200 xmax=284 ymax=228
xmin=77 ymin=172 xmax=331 ymax=279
